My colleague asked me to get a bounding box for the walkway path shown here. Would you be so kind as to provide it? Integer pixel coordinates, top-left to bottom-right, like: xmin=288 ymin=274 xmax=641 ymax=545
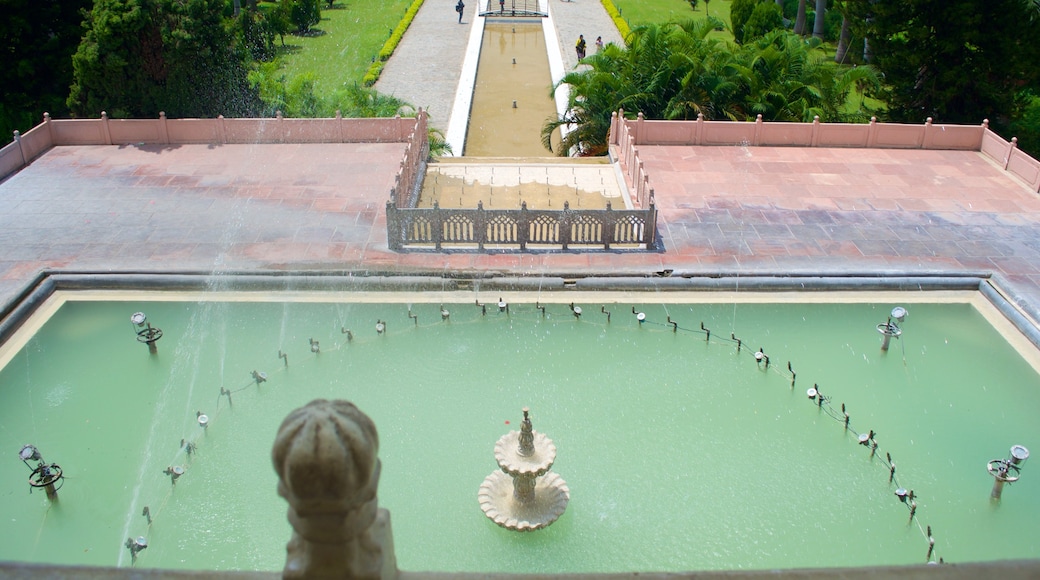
xmin=375 ymin=0 xmax=623 ymax=136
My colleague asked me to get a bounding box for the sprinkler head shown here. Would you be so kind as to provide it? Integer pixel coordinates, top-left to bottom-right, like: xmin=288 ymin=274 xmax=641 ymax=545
xmin=126 ymin=536 xmax=148 ymax=554
xmin=376 ymin=320 xmax=386 ymax=334
xmin=441 ymin=307 xmax=450 ymax=320
xmin=806 ymin=388 xmax=818 ymax=400
xmin=1011 ymin=444 xmax=1030 ymax=465
xmin=131 ymin=312 xmax=147 ymax=327
xmin=197 ymin=414 xmax=209 ymax=428
xmin=19 ymin=444 xmax=41 ymax=462
xmin=891 ymin=306 xmax=907 ymax=322
xmin=754 ymin=351 xmax=764 ymax=362
xmin=895 ymin=488 xmax=908 ymax=502
xmin=636 ymin=312 xmax=646 ymax=322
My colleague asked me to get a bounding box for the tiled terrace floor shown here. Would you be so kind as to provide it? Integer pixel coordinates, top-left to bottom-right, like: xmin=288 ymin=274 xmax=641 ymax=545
xmin=3 ymin=142 xmax=1040 ymax=318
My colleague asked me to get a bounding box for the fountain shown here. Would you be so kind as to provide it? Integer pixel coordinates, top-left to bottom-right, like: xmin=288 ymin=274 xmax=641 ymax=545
xmin=19 ymin=444 xmax=63 ymax=499
xmin=478 ymin=407 xmax=569 ymax=531
xmin=3 ymin=294 xmax=1040 ymax=572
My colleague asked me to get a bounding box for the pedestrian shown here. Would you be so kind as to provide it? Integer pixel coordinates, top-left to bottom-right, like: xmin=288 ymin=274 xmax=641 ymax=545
xmin=499 ymin=0 xmax=505 ymax=11
xmin=575 ymin=34 xmax=586 ymax=60
xmin=595 ymin=36 xmax=603 ymax=52
xmin=456 ymin=0 xmax=465 ymax=23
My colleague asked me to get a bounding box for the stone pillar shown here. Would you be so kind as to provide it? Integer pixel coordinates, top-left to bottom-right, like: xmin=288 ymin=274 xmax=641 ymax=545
xmin=272 ymin=399 xmax=397 ymax=579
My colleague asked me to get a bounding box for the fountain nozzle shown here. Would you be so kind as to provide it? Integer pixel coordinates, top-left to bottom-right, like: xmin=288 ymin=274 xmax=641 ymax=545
xmin=126 ymin=536 xmax=148 ymax=560
xmin=989 ymin=444 xmax=1029 ymax=499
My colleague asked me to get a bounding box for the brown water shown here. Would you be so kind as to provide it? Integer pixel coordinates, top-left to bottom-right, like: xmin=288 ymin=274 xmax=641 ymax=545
xmin=464 ymin=22 xmax=558 ymax=157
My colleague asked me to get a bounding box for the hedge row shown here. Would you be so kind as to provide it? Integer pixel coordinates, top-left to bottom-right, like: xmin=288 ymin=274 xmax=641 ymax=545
xmin=362 ymin=0 xmax=427 ymax=86
xmin=600 ymin=0 xmax=632 ymax=43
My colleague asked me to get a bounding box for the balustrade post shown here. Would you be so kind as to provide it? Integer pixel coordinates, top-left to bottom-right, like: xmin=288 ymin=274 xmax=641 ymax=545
xmin=433 ymin=201 xmax=444 ymax=251
xmin=604 ymin=201 xmax=615 ymax=250
xmin=645 ymin=191 xmax=657 ymax=247
xmin=922 ymin=117 xmax=933 ymax=149
xmin=811 ymin=116 xmax=820 ymax=147
xmin=561 ymin=201 xmax=572 ymax=250
xmin=272 ymin=399 xmax=397 ymax=580
xmin=519 ymin=201 xmax=529 ymax=251
xmin=100 ymin=111 xmax=112 ymax=145
xmin=476 ymin=201 xmax=487 ymax=250
xmin=158 ymin=112 xmax=170 ymax=144
xmin=754 ymin=114 xmax=763 ymax=146
xmin=867 ymin=117 xmax=878 ymax=148
xmin=13 ymin=130 xmax=26 ymax=166
xmin=386 ymin=200 xmax=402 ymax=251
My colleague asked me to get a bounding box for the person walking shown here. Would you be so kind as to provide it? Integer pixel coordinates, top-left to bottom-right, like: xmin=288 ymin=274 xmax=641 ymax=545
xmin=575 ymin=35 xmax=587 ymax=60
xmin=595 ymin=36 xmax=604 ymax=52
xmin=456 ymin=0 xmax=465 ymax=22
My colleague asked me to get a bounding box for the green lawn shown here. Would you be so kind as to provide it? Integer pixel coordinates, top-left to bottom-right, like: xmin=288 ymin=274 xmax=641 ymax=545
xmin=268 ymin=0 xmax=414 ymax=93
xmin=611 ymin=0 xmax=734 ymax=39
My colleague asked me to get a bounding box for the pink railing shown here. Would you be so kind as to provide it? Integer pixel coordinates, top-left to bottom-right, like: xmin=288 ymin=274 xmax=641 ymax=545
xmin=607 ymin=112 xmax=1040 ymax=193
xmin=390 ymin=109 xmax=430 ymax=208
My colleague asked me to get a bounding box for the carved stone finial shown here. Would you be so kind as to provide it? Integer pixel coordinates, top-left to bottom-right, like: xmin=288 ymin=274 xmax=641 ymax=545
xmin=273 ymin=399 xmax=396 ymax=579
xmin=518 ymin=407 xmax=534 ymax=456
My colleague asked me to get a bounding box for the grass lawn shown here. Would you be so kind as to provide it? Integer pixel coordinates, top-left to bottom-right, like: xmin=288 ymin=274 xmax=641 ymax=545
xmin=611 ymin=0 xmax=734 ymax=39
xmin=268 ymin=0 xmax=414 ymax=93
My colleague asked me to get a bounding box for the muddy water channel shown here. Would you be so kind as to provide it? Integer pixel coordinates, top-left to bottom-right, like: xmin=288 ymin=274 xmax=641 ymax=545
xmin=464 ymin=21 xmax=558 ymax=157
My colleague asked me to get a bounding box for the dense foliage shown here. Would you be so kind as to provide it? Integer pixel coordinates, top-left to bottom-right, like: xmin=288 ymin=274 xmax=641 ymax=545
xmin=543 ymin=21 xmax=878 ymax=155
xmin=845 ymin=0 xmax=1040 ymax=127
xmin=68 ymin=0 xmax=262 ymax=118
xmin=0 ymin=0 xmax=93 ymax=138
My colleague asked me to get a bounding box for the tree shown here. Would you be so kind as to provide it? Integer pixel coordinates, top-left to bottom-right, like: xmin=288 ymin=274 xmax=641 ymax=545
xmin=811 ymin=0 xmax=826 ymax=39
xmin=0 ymin=0 xmax=93 ymax=141
xmin=846 ymin=0 xmax=1040 ymax=125
xmin=743 ymin=2 xmax=784 ymax=43
xmin=542 ymin=22 xmax=876 ymax=155
xmin=286 ymin=0 xmax=321 ymax=33
xmin=793 ymin=0 xmax=808 ymax=35
xmin=729 ymin=0 xmax=759 ymax=44
xmin=68 ymin=0 xmax=261 ymax=119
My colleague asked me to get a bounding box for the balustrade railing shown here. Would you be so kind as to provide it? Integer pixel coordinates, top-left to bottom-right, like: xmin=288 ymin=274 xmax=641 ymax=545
xmin=387 ymin=200 xmax=656 ymax=251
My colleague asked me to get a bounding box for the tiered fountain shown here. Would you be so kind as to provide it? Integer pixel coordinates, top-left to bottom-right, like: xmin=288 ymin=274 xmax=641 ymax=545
xmin=478 ymin=408 xmax=569 ymax=531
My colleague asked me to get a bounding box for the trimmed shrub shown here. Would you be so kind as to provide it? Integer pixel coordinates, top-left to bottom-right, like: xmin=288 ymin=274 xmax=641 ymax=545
xmin=600 ymin=0 xmax=632 ymax=43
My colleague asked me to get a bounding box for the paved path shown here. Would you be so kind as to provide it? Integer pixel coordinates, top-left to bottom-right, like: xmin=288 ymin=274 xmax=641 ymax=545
xmin=5 ymin=142 xmax=1040 ymax=318
xmin=375 ymin=0 xmax=623 ymax=135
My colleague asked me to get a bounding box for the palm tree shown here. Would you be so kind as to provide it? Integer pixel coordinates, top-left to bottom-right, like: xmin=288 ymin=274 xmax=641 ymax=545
xmin=793 ymin=0 xmax=808 ymax=35
xmin=812 ymin=0 xmax=826 ymax=39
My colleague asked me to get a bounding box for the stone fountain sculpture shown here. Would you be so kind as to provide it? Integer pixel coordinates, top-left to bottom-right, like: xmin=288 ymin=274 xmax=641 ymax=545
xmin=478 ymin=407 xmax=569 ymax=531
xmin=273 ymin=399 xmax=397 ymax=579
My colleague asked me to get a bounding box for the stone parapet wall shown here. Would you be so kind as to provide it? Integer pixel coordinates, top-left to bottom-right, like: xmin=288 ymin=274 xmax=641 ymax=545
xmin=608 ymin=112 xmax=1040 ymax=194
xmin=1 ymin=112 xmax=426 ymax=182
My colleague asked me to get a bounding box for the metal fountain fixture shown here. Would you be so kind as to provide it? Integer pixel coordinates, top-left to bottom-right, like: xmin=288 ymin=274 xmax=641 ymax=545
xmin=988 ymin=444 xmax=1029 ymax=500
xmin=19 ymin=444 xmax=64 ymax=499
xmin=478 ymin=407 xmax=569 ymax=531
xmin=130 ymin=311 xmax=163 ymax=354
xmin=877 ymin=306 xmax=906 ymax=352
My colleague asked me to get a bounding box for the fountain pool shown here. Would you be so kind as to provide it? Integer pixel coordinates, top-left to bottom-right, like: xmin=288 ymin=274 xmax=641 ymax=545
xmin=1 ymin=289 xmax=1038 ymax=573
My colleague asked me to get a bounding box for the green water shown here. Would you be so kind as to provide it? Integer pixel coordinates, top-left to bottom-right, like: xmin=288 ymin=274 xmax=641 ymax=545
xmin=1 ymin=297 xmax=1038 ymax=573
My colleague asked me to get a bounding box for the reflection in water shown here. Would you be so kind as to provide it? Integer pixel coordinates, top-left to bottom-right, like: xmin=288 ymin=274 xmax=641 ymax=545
xmin=465 ymin=22 xmax=559 ymax=156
